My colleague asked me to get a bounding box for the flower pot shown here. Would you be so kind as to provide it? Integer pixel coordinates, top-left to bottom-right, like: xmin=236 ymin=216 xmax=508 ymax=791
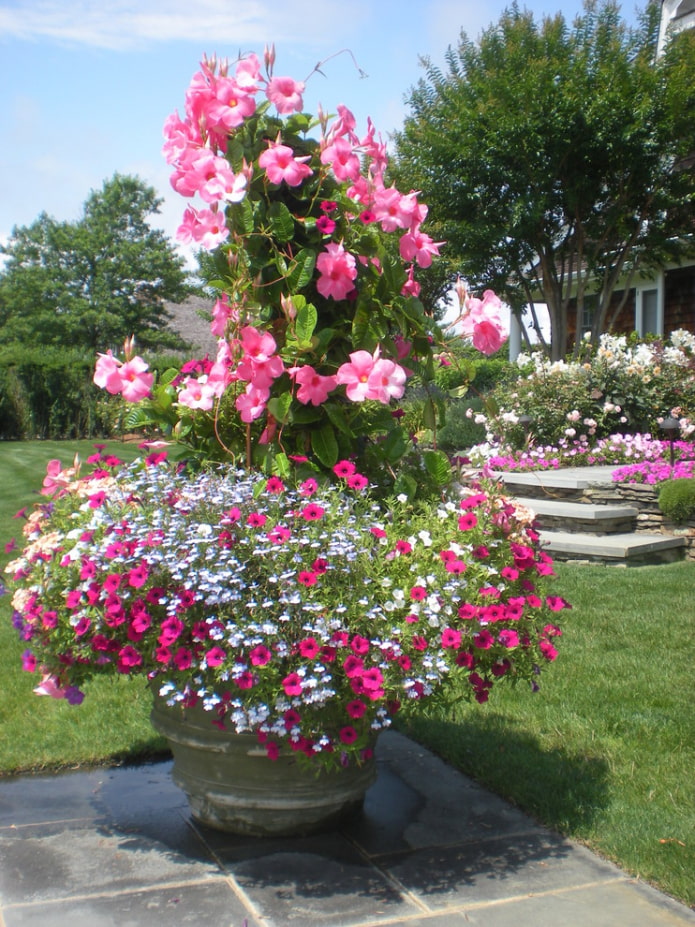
xmin=150 ymin=692 xmax=377 ymax=836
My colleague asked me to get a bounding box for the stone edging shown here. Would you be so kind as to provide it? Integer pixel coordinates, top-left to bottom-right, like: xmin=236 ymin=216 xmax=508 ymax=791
xmin=581 ymin=482 xmax=695 ymax=559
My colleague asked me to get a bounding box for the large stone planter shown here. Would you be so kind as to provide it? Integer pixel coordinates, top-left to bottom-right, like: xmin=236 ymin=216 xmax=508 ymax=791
xmin=150 ymin=692 xmax=377 ymax=836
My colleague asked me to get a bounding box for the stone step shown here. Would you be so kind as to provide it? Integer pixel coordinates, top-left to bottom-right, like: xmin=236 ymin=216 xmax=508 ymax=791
xmin=494 ymin=466 xmax=617 ymax=501
xmin=514 ymin=496 xmax=638 ymax=534
xmin=539 ymin=529 xmax=685 ymax=565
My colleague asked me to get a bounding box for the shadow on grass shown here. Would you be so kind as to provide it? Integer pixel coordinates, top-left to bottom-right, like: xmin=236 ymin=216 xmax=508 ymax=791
xmin=397 ymin=711 xmax=610 ymax=837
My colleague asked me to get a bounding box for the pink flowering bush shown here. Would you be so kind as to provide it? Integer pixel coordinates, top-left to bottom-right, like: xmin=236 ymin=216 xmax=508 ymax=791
xmin=94 ymin=47 xmax=505 ymax=495
xmin=5 ymin=451 xmax=567 ymax=770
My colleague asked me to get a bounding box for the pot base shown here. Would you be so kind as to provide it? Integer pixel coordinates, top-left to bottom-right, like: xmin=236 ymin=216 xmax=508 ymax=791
xmin=151 ymin=696 xmax=377 ymax=836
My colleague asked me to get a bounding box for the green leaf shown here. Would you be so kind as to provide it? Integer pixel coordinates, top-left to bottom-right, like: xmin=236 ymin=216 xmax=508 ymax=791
xmin=268 ymin=202 xmax=295 ymax=243
xmin=423 ymin=397 xmax=437 ymax=431
xmin=295 ymin=303 xmax=318 ymax=345
xmin=287 ymin=249 xmax=316 ymax=291
xmin=393 ymin=472 xmax=418 ymax=501
xmin=272 ymin=452 xmax=292 ymax=479
xmin=234 ymin=197 xmax=255 ymax=235
xmin=323 ymin=402 xmax=354 ymax=436
xmin=381 ymin=426 xmax=407 ymax=463
xmin=423 ymin=449 xmax=452 ymax=486
xmin=311 ymin=424 xmax=339 ymax=468
xmin=267 ymin=392 xmax=292 ymax=422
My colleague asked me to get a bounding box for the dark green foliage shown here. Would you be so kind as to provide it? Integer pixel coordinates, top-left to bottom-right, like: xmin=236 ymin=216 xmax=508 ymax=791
xmin=437 ymin=399 xmax=487 ymax=452
xmin=393 ymin=1 xmax=695 ymax=360
xmin=659 ymin=478 xmax=695 ymax=524
xmin=0 ymin=345 xmax=115 ymax=439
xmin=0 ymin=347 xmax=191 ymax=441
xmin=0 ymin=174 xmax=191 ymax=354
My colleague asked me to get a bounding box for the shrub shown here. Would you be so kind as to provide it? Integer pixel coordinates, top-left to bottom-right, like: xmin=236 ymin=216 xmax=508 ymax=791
xmin=478 ymin=331 xmax=695 ymax=451
xmin=438 ymin=399 xmax=487 ymax=452
xmin=658 ymin=478 xmax=695 ymax=524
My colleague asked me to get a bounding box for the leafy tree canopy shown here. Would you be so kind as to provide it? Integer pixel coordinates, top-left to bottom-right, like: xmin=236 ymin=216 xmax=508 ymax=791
xmin=0 ymin=174 xmax=191 ymax=353
xmin=392 ymin=1 xmax=695 ymax=358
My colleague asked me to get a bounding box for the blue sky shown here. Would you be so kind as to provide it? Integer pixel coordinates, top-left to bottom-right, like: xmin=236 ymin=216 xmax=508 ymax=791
xmin=0 ymin=0 xmax=643 ymax=258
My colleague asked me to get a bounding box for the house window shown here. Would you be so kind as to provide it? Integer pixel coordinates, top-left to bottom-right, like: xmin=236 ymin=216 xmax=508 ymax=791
xmin=581 ymin=293 xmax=597 ymax=335
xmin=635 ymin=279 xmax=664 ymax=337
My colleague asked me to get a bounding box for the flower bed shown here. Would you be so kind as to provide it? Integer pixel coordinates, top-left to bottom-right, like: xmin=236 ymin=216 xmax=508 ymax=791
xmin=472 ymin=331 xmax=695 ymax=452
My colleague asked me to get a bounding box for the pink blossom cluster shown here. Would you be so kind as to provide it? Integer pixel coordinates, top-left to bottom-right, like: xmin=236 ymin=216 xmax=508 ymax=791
xmin=449 ymin=281 xmax=508 ymax=356
xmin=162 ymin=51 xmax=443 ymax=272
xmin=94 ymin=350 xmax=153 ymax=402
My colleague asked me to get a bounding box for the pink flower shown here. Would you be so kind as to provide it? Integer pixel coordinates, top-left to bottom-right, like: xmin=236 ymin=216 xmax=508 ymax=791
xmin=117 ymin=645 xmax=142 ymax=672
xmin=346 ymin=699 xmax=366 ymax=719
xmin=441 ymin=628 xmax=462 ymax=649
xmin=94 ymin=351 xmax=125 ymax=394
xmin=335 ymin=347 xmax=407 ymax=403
xmin=320 ymin=137 xmax=361 ymax=181
xmin=473 ymin=630 xmax=494 ymax=650
xmin=316 ymin=241 xmax=357 ymax=300
xmin=236 ymin=383 xmax=270 ymax=422
xmin=34 ymin=674 xmax=68 ymax=698
xmin=289 ymin=365 xmax=337 ymax=405
xmin=282 ymin=672 xmax=303 ymax=696
xmin=259 ymin=138 xmax=313 ymax=186
xmin=250 ymin=645 xmax=272 ymax=666
xmin=398 ymin=229 xmax=444 ymax=268
xmin=117 ymin=357 xmax=153 ymax=402
xmin=372 ymin=186 xmax=420 ymax=232
xmin=206 ymin=76 xmax=256 ymax=130
xmin=210 ymin=294 xmax=236 ymax=337
xmin=177 ymin=206 xmax=229 ymax=249
xmin=458 ymin=290 xmax=508 ymax=356
xmin=297 ymin=570 xmax=318 ymax=586
xmin=401 ymin=264 xmax=421 ymax=297
xmin=298 ymin=637 xmax=319 ymax=659
xmin=346 ymin=473 xmax=369 ymax=491
xmin=333 ymin=350 xmax=372 ymax=400
xmin=458 ymin=512 xmax=478 ymax=531
xmin=339 ymin=726 xmax=358 ymax=745
xmin=498 ymin=629 xmax=520 ymax=649
xmin=177 ymin=376 xmax=218 ymax=411
xmin=266 ymin=75 xmax=305 ymax=114
xmin=333 ymin=460 xmax=356 ymax=478
xmin=363 ymin=356 xmax=407 ymax=403
xmin=316 ymin=215 xmax=336 ymax=235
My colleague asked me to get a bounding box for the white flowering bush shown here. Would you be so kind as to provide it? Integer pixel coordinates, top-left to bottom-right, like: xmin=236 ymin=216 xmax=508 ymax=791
xmin=5 ymin=452 xmax=567 ymax=770
xmin=473 ymin=330 xmax=695 ymax=454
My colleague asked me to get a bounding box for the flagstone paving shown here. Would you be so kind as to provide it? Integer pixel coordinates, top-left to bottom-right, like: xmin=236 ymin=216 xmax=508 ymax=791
xmin=1 ymin=731 xmax=693 ymax=926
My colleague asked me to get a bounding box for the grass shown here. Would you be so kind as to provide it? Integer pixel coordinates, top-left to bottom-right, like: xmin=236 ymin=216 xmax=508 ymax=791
xmin=0 ymin=440 xmax=693 ymax=906
xmin=398 ymin=560 xmax=695 ymax=907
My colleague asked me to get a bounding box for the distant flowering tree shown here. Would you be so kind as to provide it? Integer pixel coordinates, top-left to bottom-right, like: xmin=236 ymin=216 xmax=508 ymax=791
xmin=93 ymin=47 xmax=506 ymax=494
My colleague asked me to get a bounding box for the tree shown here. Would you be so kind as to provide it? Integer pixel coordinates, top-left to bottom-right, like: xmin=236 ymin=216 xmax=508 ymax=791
xmin=0 ymin=174 xmax=191 ymax=353
xmin=392 ymin=1 xmax=695 ymax=359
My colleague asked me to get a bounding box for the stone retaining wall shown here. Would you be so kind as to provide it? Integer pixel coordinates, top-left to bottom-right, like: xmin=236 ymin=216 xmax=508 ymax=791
xmin=582 ymin=482 xmax=695 ymax=559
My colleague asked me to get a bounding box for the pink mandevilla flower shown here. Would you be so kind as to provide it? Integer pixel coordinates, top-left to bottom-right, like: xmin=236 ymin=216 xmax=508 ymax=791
xmin=259 ymin=138 xmax=313 ymax=187
xmin=266 ymin=75 xmax=305 ymax=114
xmin=316 ymin=241 xmax=357 ymax=301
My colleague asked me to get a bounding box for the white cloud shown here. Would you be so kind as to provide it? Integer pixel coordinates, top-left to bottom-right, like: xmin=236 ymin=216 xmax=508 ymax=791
xmin=0 ymin=0 xmax=370 ymax=50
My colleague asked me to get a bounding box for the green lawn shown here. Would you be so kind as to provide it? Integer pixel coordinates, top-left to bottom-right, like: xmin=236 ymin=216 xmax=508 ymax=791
xmin=1 ymin=441 xmax=693 ymax=907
